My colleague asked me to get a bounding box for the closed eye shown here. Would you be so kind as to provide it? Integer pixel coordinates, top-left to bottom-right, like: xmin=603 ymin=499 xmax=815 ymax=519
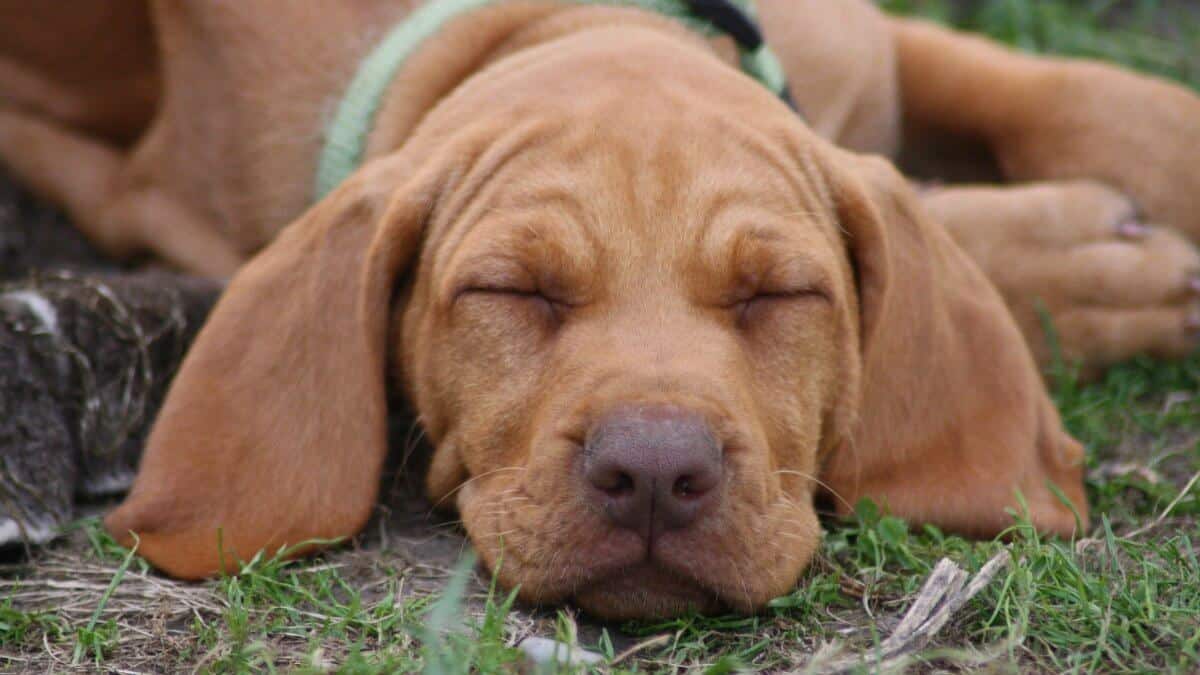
xmin=731 ymin=287 xmax=829 ymax=305
xmin=733 ymin=288 xmax=828 ymax=326
xmin=459 ymin=285 xmax=543 ymax=300
xmin=456 ymin=286 xmax=569 ymax=324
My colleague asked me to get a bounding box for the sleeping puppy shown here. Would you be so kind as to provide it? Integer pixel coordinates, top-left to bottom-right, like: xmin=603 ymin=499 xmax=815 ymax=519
xmin=2 ymin=0 xmax=1200 ymax=619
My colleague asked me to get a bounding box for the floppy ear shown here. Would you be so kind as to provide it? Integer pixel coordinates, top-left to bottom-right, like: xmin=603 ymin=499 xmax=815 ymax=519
xmin=104 ymin=154 xmax=438 ymax=578
xmin=818 ymin=150 xmax=1088 ymax=538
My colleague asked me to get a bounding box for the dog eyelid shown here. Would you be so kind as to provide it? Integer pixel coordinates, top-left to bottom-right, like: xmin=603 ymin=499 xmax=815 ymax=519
xmin=452 ymin=283 xmax=576 ymax=316
xmin=455 ymin=285 xmax=570 ymax=329
xmin=731 ymin=286 xmax=830 ymax=308
xmin=454 ymin=283 xmax=536 ymax=301
xmin=755 ymin=287 xmax=828 ymax=301
xmin=450 ymin=264 xmax=536 ymax=299
xmin=732 ymin=288 xmax=827 ymax=328
xmin=727 ymin=262 xmax=834 ymax=305
xmin=450 ymin=259 xmax=583 ymax=308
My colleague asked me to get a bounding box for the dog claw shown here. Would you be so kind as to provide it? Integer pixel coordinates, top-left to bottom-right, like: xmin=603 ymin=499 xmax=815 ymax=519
xmin=1186 ymin=310 xmax=1200 ymax=333
xmin=1116 ymin=221 xmax=1151 ymax=239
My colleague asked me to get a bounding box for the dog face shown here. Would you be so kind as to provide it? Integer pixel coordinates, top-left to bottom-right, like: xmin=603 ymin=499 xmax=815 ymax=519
xmin=399 ymin=93 xmax=856 ymax=617
xmin=105 ymin=29 xmax=1087 ymax=618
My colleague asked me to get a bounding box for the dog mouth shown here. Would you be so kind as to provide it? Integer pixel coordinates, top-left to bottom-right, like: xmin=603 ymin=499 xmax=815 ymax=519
xmin=473 ymin=511 xmax=744 ymax=618
xmin=570 ymin=560 xmax=727 ymax=619
xmin=461 ymin=465 xmax=821 ymax=619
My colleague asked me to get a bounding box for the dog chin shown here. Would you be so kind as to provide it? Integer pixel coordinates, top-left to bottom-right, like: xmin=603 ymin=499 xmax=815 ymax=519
xmin=570 ymin=563 xmax=727 ymax=620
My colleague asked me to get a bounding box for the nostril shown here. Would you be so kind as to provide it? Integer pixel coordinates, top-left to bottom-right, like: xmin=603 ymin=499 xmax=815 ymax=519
xmin=587 ymin=464 xmax=638 ymax=497
xmin=672 ymin=467 xmax=720 ymax=499
xmin=605 ymin=472 xmax=635 ymax=498
xmin=673 ymin=475 xmax=696 ymax=499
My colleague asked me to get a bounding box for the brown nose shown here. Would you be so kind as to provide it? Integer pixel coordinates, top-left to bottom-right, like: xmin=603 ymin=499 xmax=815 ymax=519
xmin=583 ymin=405 xmax=723 ymax=539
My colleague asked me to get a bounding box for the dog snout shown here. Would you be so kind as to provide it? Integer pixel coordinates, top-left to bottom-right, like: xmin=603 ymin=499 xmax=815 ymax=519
xmin=582 ymin=405 xmax=723 ymax=539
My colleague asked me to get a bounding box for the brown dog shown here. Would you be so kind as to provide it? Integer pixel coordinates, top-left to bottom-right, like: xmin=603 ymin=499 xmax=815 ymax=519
xmin=3 ymin=0 xmax=1200 ymax=619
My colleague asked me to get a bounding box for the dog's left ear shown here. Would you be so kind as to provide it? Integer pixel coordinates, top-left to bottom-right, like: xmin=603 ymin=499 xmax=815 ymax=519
xmin=104 ymin=152 xmax=442 ymax=578
xmin=817 ymin=148 xmax=1088 ymax=538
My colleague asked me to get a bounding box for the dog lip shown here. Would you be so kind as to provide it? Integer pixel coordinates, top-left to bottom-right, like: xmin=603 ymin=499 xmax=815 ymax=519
xmin=531 ymin=533 xmax=720 ymax=608
xmin=534 ymin=518 xmax=743 ymax=612
xmin=570 ymin=560 xmax=724 ymax=616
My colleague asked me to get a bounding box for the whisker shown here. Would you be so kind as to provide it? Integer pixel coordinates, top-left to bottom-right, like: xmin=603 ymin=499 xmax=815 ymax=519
xmin=772 ymin=529 xmax=812 ymax=541
xmin=772 ymin=469 xmax=855 ymax=513
xmin=429 ymin=465 xmax=529 ymax=511
xmin=731 ymin=554 xmax=754 ymax=611
xmin=398 ymin=418 xmax=428 ymax=467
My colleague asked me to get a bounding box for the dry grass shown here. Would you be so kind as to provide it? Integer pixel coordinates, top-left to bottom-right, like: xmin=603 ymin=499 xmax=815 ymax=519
xmin=4 ymin=1 xmax=1200 ymax=673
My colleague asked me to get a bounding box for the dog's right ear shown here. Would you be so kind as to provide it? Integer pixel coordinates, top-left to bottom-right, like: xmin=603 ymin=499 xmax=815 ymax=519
xmin=104 ymin=152 xmax=443 ymax=578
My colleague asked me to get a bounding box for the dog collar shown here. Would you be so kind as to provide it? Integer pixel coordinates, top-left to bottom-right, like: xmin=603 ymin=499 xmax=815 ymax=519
xmin=314 ymin=0 xmax=795 ymax=200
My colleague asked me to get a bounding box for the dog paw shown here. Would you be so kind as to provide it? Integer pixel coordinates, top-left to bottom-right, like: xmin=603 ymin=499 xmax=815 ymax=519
xmin=994 ymin=62 xmax=1200 ymax=243
xmin=925 ymin=181 xmax=1200 ymax=376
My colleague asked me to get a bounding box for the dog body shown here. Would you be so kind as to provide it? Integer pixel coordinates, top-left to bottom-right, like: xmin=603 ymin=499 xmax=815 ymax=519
xmin=3 ymin=0 xmax=1200 ymax=618
xmin=2 ymin=0 xmax=906 ymax=271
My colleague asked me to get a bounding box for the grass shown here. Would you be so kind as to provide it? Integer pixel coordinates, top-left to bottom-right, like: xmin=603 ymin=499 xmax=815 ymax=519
xmin=880 ymin=0 xmax=1200 ymax=86
xmin=3 ymin=1 xmax=1200 ymax=672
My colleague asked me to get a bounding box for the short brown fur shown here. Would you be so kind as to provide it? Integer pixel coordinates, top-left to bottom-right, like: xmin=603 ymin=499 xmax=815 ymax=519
xmin=3 ymin=0 xmax=1200 ymax=619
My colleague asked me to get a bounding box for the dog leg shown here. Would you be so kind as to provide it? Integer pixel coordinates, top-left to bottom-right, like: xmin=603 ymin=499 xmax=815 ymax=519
xmin=758 ymin=0 xmax=902 ymax=156
xmin=922 ymin=181 xmax=1200 ymax=376
xmin=888 ymin=17 xmax=1200 ymax=243
xmin=0 ymin=107 xmax=243 ymax=278
xmin=0 ymin=107 xmax=132 ymax=251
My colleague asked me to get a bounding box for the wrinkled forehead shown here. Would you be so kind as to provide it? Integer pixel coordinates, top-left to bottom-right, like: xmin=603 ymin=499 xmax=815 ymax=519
xmin=489 ymin=123 xmax=826 ymax=242
xmin=419 ymin=26 xmax=843 ymax=285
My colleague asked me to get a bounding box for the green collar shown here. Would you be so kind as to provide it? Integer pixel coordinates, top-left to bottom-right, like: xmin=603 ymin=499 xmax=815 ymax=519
xmin=314 ymin=0 xmax=791 ymax=200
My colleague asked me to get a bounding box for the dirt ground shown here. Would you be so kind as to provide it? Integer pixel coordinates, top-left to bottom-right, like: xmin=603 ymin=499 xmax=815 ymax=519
xmin=3 ymin=1 xmax=1200 ymax=672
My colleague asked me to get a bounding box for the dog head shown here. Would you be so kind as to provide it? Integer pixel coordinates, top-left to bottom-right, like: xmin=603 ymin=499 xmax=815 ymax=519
xmin=106 ymin=28 xmax=1086 ymax=619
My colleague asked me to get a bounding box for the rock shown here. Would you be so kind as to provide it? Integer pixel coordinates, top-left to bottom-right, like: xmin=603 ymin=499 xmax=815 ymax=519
xmin=518 ymin=637 xmax=605 ymax=669
xmin=0 ymin=271 xmax=221 ymax=548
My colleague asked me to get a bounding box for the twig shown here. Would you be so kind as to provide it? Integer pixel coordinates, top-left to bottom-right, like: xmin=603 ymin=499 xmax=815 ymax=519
xmin=1126 ymin=469 xmax=1200 ymax=539
xmin=794 ymin=551 xmax=1011 ymax=674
